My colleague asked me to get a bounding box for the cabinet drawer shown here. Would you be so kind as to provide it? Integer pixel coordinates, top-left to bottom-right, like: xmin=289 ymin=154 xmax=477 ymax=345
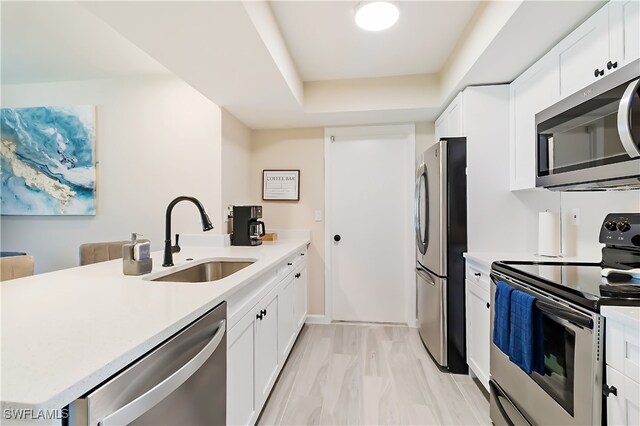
xmin=466 ymin=262 xmax=490 ymax=290
xmin=607 ymin=318 xmax=640 ymax=383
xmin=277 ymin=249 xmax=307 ymax=279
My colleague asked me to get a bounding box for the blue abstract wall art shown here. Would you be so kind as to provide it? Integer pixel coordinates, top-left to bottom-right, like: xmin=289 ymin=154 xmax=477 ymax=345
xmin=0 ymin=105 xmax=96 ymax=215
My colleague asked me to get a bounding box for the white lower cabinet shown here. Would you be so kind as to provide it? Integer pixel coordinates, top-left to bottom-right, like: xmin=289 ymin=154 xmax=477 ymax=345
xmin=227 ymin=312 xmax=257 ymax=426
xmin=277 ymin=273 xmax=295 ymax=363
xmin=604 ymin=308 xmax=640 ymax=425
xmin=227 ymin=252 xmax=308 ymax=425
xmin=255 ymin=289 xmax=280 ymax=408
xmin=294 ymin=265 xmax=308 ymax=330
xmin=607 ymin=365 xmax=640 ymax=426
xmin=465 ymin=260 xmax=491 ymax=392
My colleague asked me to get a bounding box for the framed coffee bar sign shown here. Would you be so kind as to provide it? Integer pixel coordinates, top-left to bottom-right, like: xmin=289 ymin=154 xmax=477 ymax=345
xmin=263 ymin=170 xmax=300 ymax=201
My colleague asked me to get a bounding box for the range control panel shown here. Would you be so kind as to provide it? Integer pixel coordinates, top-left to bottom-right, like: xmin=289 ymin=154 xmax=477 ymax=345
xmin=599 ymin=213 xmax=640 ymax=247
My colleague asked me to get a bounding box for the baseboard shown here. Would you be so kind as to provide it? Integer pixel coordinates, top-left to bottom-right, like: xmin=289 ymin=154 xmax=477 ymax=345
xmin=304 ymin=314 xmax=330 ymax=324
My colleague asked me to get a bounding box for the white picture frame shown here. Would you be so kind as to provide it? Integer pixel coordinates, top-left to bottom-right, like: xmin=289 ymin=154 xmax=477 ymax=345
xmin=262 ymin=170 xmax=300 ymax=201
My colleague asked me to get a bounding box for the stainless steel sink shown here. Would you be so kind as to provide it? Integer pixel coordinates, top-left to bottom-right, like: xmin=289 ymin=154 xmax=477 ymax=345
xmin=151 ymin=260 xmax=254 ymax=283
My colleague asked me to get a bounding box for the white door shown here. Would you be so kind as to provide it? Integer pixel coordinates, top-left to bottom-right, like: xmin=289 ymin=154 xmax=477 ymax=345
xmin=326 ymin=125 xmax=414 ymax=323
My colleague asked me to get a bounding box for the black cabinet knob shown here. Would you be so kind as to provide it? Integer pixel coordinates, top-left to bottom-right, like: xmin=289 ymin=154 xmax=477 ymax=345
xmin=256 ymin=313 xmax=263 ymax=320
xmin=486 ymin=302 xmax=491 ymax=309
xmin=594 ymin=68 xmax=605 ymax=77
xmin=295 ymin=273 xmax=300 ymax=278
xmin=261 ymin=309 xmax=267 ymax=317
xmin=607 ymin=60 xmax=618 ymax=70
xmin=603 ymin=384 xmax=618 ymax=397
xmin=288 ymin=262 xmax=293 ymax=266
xmin=474 ymin=273 xmax=481 ymax=277
xmin=334 ymin=234 xmax=341 ymax=242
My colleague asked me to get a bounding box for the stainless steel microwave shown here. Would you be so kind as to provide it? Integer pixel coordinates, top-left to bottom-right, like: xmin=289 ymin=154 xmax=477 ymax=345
xmin=536 ymin=59 xmax=640 ymax=191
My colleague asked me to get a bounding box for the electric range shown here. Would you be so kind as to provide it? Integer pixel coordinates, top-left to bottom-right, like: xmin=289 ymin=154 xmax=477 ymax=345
xmin=488 ymin=212 xmax=640 ymax=426
xmin=493 ymin=212 xmax=640 ymax=312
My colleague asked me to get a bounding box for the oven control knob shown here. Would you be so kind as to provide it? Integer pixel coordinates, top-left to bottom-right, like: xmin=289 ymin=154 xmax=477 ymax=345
xmin=617 ymin=221 xmax=631 ymax=232
xmin=605 ymin=221 xmax=618 ymax=231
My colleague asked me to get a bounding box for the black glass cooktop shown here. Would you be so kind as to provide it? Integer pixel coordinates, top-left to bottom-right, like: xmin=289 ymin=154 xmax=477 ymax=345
xmin=491 ymin=261 xmax=640 ymax=312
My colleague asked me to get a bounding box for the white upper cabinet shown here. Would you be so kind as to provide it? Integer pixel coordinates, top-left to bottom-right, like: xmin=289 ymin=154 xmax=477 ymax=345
xmin=557 ymin=4 xmax=610 ymax=98
xmin=510 ymin=53 xmax=560 ymax=190
xmin=556 ymin=1 xmax=640 ymax=98
xmin=508 ymin=0 xmax=640 ymax=190
xmin=609 ymin=0 xmax=640 ymax=70
xmin=435 ymin=92 xmax=465 ymax=143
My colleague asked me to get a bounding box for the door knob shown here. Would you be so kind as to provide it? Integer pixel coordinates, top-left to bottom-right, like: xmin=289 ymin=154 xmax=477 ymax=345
xmin=334 ymin=234 xmax=341 ymax=242
xmin=603 ymin=384 xmax=617 ymax=397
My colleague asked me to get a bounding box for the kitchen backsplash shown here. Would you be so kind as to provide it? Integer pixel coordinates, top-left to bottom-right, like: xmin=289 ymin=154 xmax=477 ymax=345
xmin=560 ymin=190 xmax=640 ymax=259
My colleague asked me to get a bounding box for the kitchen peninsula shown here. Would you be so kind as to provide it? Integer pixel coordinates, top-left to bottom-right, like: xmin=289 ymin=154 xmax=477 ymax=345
xmin=1 ymin=237 xmax=309 ymax=425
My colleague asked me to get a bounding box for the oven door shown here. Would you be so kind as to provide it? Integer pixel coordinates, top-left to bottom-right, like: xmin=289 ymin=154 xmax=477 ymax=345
xmin=536 ymin=59 xmax=640 ymax=190
xmin=489 ymin=271 xmax=603 ymax=426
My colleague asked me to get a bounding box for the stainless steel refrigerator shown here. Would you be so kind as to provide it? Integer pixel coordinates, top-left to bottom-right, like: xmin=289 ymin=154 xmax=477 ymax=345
xmin=415 ymin=138 xmax=467 ymax=374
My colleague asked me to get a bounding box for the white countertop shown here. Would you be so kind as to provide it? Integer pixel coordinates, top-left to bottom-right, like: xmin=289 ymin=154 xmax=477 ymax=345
xmin=0 ymin=239 xmax=309 ymax=412
xmin=601 ymin=305 xmax=640 ymax=328
xmin=464 ymin=252 xmax=600 ymax=270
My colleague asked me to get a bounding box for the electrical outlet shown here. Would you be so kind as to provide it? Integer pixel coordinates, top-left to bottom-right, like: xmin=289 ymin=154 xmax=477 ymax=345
xmin=570 ymin=208 xmax=580 ymax=226
xmin=314 ymin=209 xmax=323 ymax=222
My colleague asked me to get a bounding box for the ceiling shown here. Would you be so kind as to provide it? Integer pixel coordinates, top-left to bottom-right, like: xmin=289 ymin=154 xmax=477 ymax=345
xmin=1 ymin=1 xmax=605 ymax=129
xmin=270 ymin=1 xmax=480 ymax=81
xmin=0 ymin=2 xmax=169 ymax=84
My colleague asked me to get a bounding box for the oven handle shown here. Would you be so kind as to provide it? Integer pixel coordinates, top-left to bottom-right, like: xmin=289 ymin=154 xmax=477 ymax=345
xmin=490 ymin=272 xmax=594 ymax=330
xmin=617 ymin=77 xmax=640 ymax=158
xmin=489 ymin=380 xmax=532 ymax=426
xmin=535 ymin=300 xmax=594 ymax=329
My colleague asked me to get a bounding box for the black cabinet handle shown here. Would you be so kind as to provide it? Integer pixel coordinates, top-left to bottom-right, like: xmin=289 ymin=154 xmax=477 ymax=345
xmin=607 ymin=60 xmax=618 ymax=70
xmin=334 ymin=234 xmax=341 ymax=242
xmin=594 ymin=68 xmax=605 ymax=77
xmin=256 ymin=313 xmax=263 ymax=320
xmin=486 ymin=302 xmax=491 ymax=309
xmin=288 ymin=262 xmax=292 ymax=266
xmin=603 ymin=384 xmax=617 ymax=397
xmin=474 ymin=273 xmax=481 ymax=277
xmin=300 ymin=253 xmax=305 ymax=256
xmin=295 ymin=272 xmax=301 ymax=278
xmin=261 ymin=309 xmax=267 ymax=317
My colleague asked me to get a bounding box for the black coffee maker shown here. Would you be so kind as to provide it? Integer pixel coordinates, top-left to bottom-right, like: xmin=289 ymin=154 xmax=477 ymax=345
xmin=231 ymin=205 xmax=266 ymax=246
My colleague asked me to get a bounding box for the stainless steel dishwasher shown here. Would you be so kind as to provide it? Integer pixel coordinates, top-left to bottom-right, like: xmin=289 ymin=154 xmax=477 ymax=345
xmin=69 ymin=302 xmax=226 ymax=425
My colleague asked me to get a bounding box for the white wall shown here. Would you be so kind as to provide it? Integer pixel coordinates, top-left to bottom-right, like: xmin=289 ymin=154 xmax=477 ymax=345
xmin=221 ymin=108 xmax=252 ymax=231
xmin=250 ymin=128 xmax=325 ymax=315
xmin=1 ymin=76 xmax=223 ymax=273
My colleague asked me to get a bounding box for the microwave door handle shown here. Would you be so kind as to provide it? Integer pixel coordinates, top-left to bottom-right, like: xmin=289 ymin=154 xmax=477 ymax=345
xmin=617 ymin=78 xmax=640 ymax=158
xmin=535 ymin=301 xmax=593 ymax=329
xmin=99 ymin=320 xmax=226 ymax=426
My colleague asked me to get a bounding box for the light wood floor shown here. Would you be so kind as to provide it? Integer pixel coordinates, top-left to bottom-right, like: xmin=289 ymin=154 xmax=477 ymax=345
xmin=257 ymin=323 xmax=491 ymax=426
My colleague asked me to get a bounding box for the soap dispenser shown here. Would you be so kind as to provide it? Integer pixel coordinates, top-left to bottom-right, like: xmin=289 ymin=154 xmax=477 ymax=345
xmin=123 ymin=233 xmax=153 ymax=275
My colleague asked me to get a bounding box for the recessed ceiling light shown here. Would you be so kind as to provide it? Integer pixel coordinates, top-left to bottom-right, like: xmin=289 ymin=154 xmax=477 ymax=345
xmin=355 ymin=1 xmax=399 ymax=32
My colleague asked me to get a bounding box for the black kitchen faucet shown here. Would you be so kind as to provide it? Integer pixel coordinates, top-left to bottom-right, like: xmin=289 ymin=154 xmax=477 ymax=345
xmin=163 ymin=196 xmax=213 ymax=267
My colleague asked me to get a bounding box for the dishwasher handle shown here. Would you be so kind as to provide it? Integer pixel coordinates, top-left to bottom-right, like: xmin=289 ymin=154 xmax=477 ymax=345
xmin=99 ymin=319 xmax=226 ymax=426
